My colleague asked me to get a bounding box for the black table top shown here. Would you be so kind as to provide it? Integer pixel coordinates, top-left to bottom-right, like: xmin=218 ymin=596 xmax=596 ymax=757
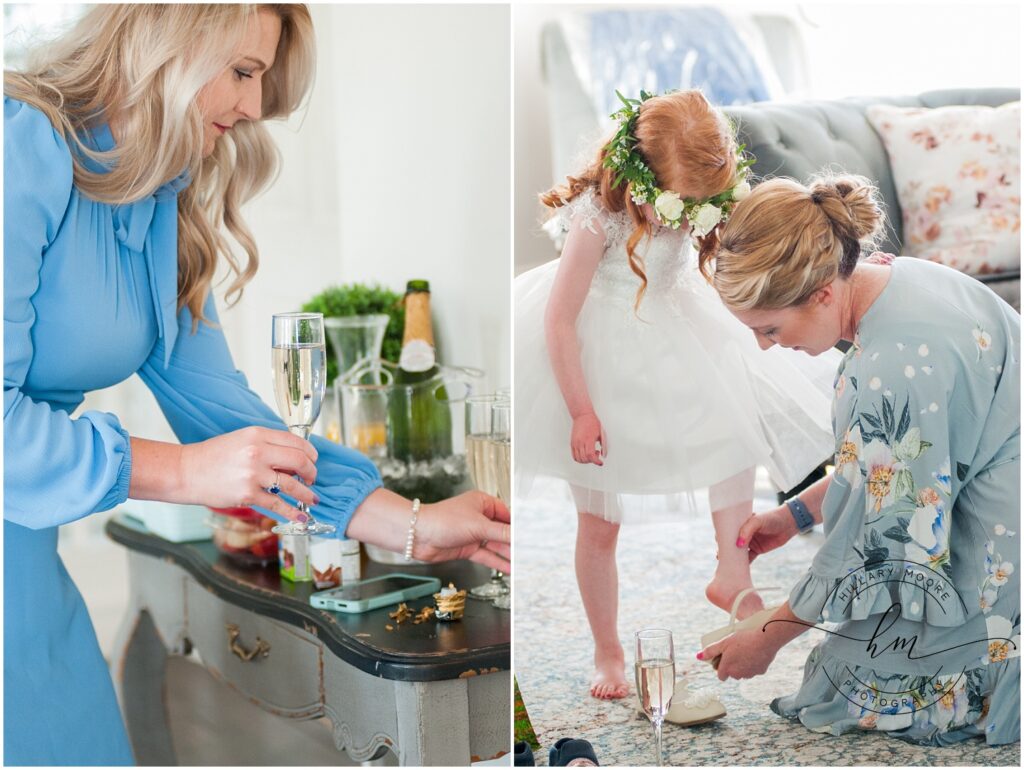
xmin=105 ymin=513 xmax=510 ymax=682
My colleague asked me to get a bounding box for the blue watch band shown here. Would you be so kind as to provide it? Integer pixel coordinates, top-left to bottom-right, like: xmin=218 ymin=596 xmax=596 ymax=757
xmin=785 ymin=497 xmax=815 ymax=534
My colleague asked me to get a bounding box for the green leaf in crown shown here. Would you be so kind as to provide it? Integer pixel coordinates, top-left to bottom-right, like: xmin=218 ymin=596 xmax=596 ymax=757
xmin=601 ymin=89 xmax=755 ymax=235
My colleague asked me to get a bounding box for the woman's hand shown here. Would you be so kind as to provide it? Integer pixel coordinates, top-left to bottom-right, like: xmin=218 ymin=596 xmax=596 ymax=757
xmin=179 ymin=426 xmax=319 ymax=523
xmin=571 ymin=412 xmax=606 ymax=465
xmin=698 ymin=626 xmax=780 ymax=681
xmin=416 ymin=491 xmax=511 ymax=572
xmin=738 ymin=505 xmax=799 ymax=562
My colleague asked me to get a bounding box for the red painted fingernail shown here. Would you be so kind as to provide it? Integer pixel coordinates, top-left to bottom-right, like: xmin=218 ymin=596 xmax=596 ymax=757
xmin=736 ymin=538 xmax=746 ymax=547
xmin=313 ymin=496 xmax=321 ymax=505
xmin=696 ymin=651 xmax=704 ymax=660
xmin=297 ymin=513 xmax=309 ymax=523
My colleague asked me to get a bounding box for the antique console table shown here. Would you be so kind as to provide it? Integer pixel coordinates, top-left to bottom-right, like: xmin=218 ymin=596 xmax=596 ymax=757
xmin=106 ymin=513 xmax=511 ymax=766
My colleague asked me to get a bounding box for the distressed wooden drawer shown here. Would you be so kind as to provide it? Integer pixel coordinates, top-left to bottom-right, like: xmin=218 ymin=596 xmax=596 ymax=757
xmin=185 ymin=579 xmax=323 ymax=717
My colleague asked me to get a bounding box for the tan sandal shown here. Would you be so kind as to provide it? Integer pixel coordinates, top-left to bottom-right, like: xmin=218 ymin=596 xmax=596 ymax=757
xmin=700 ymin=587 xmax=783 ymax=669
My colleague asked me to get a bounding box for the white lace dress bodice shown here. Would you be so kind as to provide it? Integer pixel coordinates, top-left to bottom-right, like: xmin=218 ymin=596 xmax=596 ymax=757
xmin=552 ymin=189 xmax=707 ymax=305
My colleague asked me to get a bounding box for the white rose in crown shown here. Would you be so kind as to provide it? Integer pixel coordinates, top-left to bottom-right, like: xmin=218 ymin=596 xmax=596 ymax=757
xmin=689 ymin=203 xmax=723 ymax=238
xmin=732 ymin=179 xmax=751 ymax=201
xmin=653 ymin=190 xmax=684 ymax=224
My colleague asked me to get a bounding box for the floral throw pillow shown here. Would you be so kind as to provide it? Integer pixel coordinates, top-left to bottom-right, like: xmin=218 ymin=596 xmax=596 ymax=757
xmin=867 ymin=102 xmax=1020 ymax=275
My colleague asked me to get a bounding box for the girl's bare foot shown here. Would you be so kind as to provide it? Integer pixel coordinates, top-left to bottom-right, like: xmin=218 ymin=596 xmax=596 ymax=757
xmin=705 ymin=575 xmax=764 ymax=621
xmin=590 ymin=648 xmax=629 ymax=699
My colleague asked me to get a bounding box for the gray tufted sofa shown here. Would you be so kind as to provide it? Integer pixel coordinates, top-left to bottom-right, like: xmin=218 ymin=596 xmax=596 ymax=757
xmin=723 ymin=89 xmax=1021 ymax=309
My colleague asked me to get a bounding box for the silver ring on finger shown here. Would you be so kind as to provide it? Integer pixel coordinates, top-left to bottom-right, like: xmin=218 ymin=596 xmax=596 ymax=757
xmin=268 ymin=471 xmax=281 ymax=495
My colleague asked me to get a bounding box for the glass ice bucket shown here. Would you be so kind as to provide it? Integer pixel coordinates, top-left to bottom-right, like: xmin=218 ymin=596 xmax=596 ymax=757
xmin=337 ymin=360 xmax=481 ymax=562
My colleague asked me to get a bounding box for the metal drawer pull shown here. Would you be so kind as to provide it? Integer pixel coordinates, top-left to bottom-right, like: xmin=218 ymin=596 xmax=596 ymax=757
xmin=226 ymin=623 xmax=271 ymax=661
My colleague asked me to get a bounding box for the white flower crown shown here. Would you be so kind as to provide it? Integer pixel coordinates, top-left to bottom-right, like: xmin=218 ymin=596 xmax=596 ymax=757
xmin=603 ymin=90 xmax=755 ymax=237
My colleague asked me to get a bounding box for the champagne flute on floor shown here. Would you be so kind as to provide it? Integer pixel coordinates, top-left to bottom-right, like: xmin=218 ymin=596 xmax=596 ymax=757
xmin=489 ymin=400 xmax=511 ymax=610
xmin=635 ymin=628 xmax=675 ymax=766
xmin=271 ymin=312 xmax=334 ymax=536
xmin=465 ymin=394 xmax=510 ymax=600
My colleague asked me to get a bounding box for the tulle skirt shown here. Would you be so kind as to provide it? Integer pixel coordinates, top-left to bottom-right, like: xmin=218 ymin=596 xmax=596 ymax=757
xmin=514 ymin=258 xmax=840 ymax=523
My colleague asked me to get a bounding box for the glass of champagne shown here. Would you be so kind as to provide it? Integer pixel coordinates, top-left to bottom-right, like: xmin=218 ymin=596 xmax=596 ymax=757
xmin=490 ymin=400 xmax=511 ymax=610
xmin=635 ymin=628 xmax=675 ymax=767
xmin=465 ymin=394 xmax=510 ymax=600
xmin=271 ymin=312 xmax=334 ymax=536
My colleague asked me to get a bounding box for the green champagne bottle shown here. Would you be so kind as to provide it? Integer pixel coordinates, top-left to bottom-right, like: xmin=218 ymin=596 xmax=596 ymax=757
xmin=389 ymin=281 xmax=453 ymax=465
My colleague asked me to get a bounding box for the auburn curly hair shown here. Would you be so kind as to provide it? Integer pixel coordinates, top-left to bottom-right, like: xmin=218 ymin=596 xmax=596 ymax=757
xmin=541 ymin=90 xmax=737 ymax=309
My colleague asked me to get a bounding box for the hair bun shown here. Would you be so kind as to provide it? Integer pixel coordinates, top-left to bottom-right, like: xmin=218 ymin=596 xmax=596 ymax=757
xmin=808 ymin=174 xmax=883 ymax=243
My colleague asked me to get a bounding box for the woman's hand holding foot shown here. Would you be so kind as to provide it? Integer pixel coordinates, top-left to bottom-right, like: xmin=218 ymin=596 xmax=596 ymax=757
xmin=737 ymin=506 xmax=799 ymax=562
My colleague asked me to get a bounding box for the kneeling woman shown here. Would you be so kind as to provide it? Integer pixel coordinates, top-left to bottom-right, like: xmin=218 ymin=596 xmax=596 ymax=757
xmin=698 ymin=174 xmax=1019 ymax=746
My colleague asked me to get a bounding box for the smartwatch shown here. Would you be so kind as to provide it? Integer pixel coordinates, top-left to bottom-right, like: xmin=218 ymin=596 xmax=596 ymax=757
xmin=785 ymin=497 xmax=815 ymax=535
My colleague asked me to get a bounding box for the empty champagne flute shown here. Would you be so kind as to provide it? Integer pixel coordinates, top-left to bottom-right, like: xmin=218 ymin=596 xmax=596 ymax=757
xmin=635 ymin=628 xmax=675 ymax=766
xmin=465 ymin=394 xmax=510 ymax=600
xmin=271 ymin=312 xmax=334 ymax=536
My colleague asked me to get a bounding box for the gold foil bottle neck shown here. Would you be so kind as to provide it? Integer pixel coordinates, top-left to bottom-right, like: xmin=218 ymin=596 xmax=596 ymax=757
xmin=400 ymin=285 xmax=436 ymax=372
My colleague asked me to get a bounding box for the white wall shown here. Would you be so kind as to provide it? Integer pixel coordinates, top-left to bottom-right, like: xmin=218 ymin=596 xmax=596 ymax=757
xmin=514 ymin=1 xmax=1021 ymax=273
xmin=231 ymin=3 xmax=512 ymax=406
xmin=797 ymin=3 xmax=1020 ymax=100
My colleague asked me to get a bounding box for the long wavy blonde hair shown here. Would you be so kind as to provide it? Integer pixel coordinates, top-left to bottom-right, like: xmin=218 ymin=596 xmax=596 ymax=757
xmin=4 ymin=4 xmax=315 ymax=328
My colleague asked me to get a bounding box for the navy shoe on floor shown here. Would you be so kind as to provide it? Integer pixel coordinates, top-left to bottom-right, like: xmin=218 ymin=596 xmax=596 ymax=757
xmin=549 ymin=737 xmax=599 ymax=766
xmin=514 ymin=741 xmax=536 ymax=766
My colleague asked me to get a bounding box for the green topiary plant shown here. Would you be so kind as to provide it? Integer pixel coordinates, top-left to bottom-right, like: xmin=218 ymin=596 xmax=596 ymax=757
xmin=301 ymin=283 xmax=405 ymax=385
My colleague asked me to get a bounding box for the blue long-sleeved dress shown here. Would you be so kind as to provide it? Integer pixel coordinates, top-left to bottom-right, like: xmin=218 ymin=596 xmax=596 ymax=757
xmin=772 ymin=257 xmax=1020 ymax=745
xmin=3 ymin=96 xmax=382 ymax=765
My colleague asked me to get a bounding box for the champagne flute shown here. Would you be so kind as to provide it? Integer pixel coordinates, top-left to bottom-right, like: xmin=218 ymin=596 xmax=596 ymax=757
xmin=635 ymin=628 xmax=675 ymax=767
xmin=489 ymin=400 xmax=511 ymax=610
xmin=465 ymin=394 xmax=510 ymax=600
xmin=271 ymin=312 xmax=334 ymax=536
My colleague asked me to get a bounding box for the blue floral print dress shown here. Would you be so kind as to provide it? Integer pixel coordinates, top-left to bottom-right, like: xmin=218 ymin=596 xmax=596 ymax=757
xmin=772 ymin=257 xmax=1019 ymax=746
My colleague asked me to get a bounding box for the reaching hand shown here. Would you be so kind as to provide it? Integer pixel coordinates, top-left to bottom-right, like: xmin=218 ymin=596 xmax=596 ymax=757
xmin=180 ymin=426 xmax=319 ymax=524
xmin=698 ymin=626 xmax=778 ymax=681
xmin=737 ymin=506 xmax=799 ymax=563
xmin=415 ymin=491 xmax=511 ymax=572
xmin=571 ymin=412 xmax=607 ymax=465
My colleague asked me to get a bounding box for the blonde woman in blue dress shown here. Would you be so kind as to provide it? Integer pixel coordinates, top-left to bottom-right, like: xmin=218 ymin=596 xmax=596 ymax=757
xmin=698 ymin=175 xmax=1019 ymax=746
xmin=4 ymin=5 xmax=510 ymax=764
xmin=516 ymin=90 xmax=840 ymax=699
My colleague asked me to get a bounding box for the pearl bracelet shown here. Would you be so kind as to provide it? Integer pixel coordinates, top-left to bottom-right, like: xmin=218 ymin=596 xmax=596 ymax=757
xmin=404 ymin=498 xmax=421 ymax=562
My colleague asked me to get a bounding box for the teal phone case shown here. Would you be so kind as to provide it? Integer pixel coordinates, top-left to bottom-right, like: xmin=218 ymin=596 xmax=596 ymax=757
xmin=309 ymin=573 xmax=441 ymax=613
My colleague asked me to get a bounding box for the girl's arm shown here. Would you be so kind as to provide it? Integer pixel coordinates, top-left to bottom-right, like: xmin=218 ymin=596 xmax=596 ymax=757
xmin=543 ymin=214 xmax=607 ymax=464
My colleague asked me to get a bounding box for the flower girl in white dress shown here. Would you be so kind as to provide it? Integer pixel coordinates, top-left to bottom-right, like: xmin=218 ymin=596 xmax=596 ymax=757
xmin=516 ymin=90 xmax=840 ymax=699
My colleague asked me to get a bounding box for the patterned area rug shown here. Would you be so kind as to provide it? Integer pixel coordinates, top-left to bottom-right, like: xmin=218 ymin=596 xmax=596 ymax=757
xmin=514 ymin=477 xmax=1020 ymax=766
